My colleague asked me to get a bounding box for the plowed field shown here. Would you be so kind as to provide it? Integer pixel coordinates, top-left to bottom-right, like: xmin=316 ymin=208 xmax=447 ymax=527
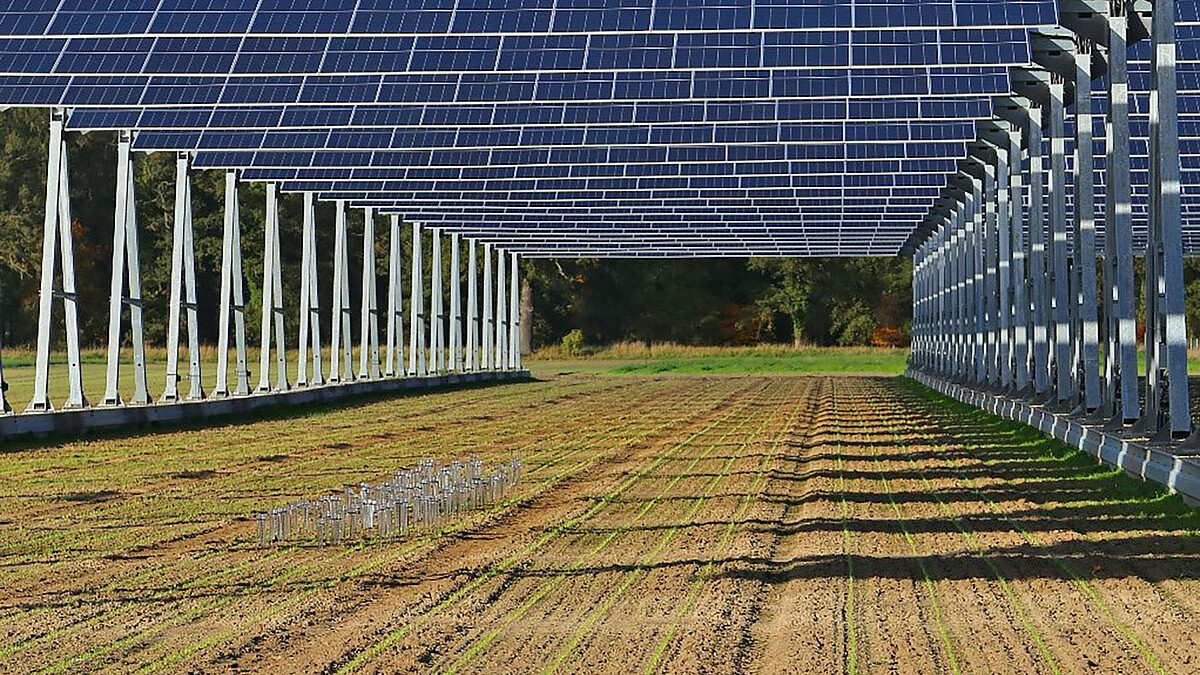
xmin=0 ymin=375 xmax=1197 ymax=674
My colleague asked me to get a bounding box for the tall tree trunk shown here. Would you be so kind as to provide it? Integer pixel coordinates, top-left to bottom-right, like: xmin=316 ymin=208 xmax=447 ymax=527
xmin=520 ymin=276 xmax=533 ymax=354
xmin=791 ymin=311 xmax=804 ymax=348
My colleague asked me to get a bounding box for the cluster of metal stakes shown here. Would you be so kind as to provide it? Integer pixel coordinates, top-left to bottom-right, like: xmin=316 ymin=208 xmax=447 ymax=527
xmin=255 ymin=456 xmax=523 ymax=547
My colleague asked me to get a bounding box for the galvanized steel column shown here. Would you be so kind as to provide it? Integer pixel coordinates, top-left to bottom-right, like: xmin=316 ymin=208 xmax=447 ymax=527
xmin=213 ymin=171 xmax=249 ymax=398
xmin=982 ymin=162 xmax=999 ymax=386
xmin=466 ymin=239 xmax=478 ymax=372
xmin=450 ymin=233 xmax=463 ymax=373
xmin=1006 ymin=128 xmax=1030 ymax=392
xmin=972 ymin=181 xmax=987 ymax=385
xmin=993 ymin=144 xmax=1013 ymax=388
xmin=1025 ymin=105 xmax=1050 ymax=396
xmin=101 ymin=130 xmax=149 ymax=407
xmin=297 ymin=192 xmax=324 ymax=387
xmin=482 ymin=243 xmax=494 ymax=370
xmin=1144 ymin=0 xmax=1193 ymax=437
xmin=408 ymin=222 xmax=426 ymax=376
xmin=1048 ymin=76 xmax=1073 ymax=403
xmin=510 ymin=252 xmax=521 ymax=370
xmin=384 ymin=214 xmax=404 ymax=378
xmin=330 ymin=199 xmax=354 ymax=383
xmin=1104 ymin=4 xmax=1140 ymax=424
xmin=256 ymin=183 xmax=288 ymax=393
xmin=359 ymin=207 xmax=381 ymax=380
xmin=963 ymin=199 xmax=976 ymax=382
xmin=1072 ymin=41 xmax=1101 ymax=413
xmin=430 ymin=228 xmax=444 ymax=375
xmin=495 ymin=247 xmax=508 ymax=371
xmin=29 ymin=109 xmax=86 ymax=412
xmin=162 ymin=153 xmax=203 ymax=401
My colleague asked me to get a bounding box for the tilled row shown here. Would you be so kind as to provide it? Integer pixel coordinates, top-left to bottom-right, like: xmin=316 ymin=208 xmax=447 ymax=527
xmin=4 ymin=375 xmax=1198 ymax=674
xmin=1 ymin=377 xmax=750 ymax=672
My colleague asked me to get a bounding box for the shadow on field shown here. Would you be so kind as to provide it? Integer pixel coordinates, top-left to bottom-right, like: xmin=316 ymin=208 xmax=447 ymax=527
xmin=499 ymin=377 xmax=1200 ymax=585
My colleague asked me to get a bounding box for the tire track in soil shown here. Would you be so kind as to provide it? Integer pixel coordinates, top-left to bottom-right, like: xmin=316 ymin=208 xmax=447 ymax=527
xmin=434 ymin=390 xmax=780 ymax=675
xmin=736 ymin=378 xmax=848 ymax=674
xmin=22 ymin=378 xmax=720 ymax=674
xmin=321 ymin=380 xmax=775 ymax=674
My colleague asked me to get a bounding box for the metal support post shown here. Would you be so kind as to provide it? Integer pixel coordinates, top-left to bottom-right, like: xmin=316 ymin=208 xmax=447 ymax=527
xmin=330 ymin=200 xmax=354 ymax=383
xmin=384 ymin=214 xmax=404 ymax=377
xmin=29 ymin=108 xmax=86 ymax=412
xmin=1007 ymin=128 xmax=1030 ymax=393
xmin=959 ymin=206 xmax=971 ymax=381
xmin=1072 ymin=41 xmax=1101 ymax=413
xmin=482 ymin=243 xmax=494 ymax=370
xmin=994 ymin=147 xmax=1013 ymax=389
xmin=430 ymin=228 xmax=443 ymax=375
xmin=297 ymin=192 xmax=324 ymax=387
xmin=982 ymin=163 xmax=999 ymax=386
xmin=466 ymin=239 xmax=478 ymax=372
xmin=162 ymin=152 xmax=203 ymax=402
xmin=510 ymin=252 xmax=521 ymax=370
xmin=359 ymin=207 xmax=381 ymax=380
xmin=496 ymin=247 xmax=508 ymax=371
xmin=1143 ymin=0 xmax=1193 ymax=437
xmin=101 ymin=129 xmax=149 ymax=407
xmin=1025 ymin=106 xmax=1050 ymax=396
xmin=213 ymin=170 xmax=249 ymax=398
xmin=1103 ymin=5 xmax=1140 ymax=424
xmin=408 ymin=222 xmax=426 ymax=376
xmin=449 ymin=233 xmax=463 ymax=373
xmin=256 ymin=183 xmax=288 ymax=393
xmin=1048 ymin=76 xmax=1073 ymax=402
xmin=971 ymin=182 xmax=987 ymax=385
xmin=912 ymin=247 xmax=921 ymax=367
xmin=933 ymin=228 xmax=942 ymax=373
xmin=967 ymin=192 xmax=980 ymax=382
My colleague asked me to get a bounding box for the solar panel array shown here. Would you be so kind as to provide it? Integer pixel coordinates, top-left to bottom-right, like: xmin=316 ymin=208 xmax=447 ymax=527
xmin=0 ymin=0 xmax=1197 ymax=256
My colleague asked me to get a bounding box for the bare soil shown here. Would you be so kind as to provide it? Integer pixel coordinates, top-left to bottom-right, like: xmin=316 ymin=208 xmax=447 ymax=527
xmin=0 ymin=375 xmax=1197 ymax=674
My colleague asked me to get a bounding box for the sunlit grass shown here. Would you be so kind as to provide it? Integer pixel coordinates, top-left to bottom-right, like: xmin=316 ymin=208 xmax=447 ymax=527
xmin=902 ymin=377 xmax=1200 ymax=529
xmin=529 ymin=343 xmax=909 ymax=376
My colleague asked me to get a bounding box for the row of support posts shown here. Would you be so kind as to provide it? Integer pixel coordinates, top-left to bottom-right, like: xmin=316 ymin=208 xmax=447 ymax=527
xmin=912 ymin=0 xmax=1194 ymax=442
xmin=0 ymin=120 xmax=525 ymax=415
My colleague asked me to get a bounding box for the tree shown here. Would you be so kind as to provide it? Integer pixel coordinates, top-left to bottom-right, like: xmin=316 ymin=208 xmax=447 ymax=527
xmin=748 ymin=258 xmax=814 ymax=346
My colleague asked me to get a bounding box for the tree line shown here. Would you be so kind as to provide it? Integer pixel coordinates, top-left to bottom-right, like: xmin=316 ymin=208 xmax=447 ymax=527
xmin=0 ymin=109 xmax=914 ymax=353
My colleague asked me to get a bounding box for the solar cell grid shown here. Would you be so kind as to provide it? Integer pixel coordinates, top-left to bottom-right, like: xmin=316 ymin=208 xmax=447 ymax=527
xmin=0 ymin=0 xmax=1195 ymax=254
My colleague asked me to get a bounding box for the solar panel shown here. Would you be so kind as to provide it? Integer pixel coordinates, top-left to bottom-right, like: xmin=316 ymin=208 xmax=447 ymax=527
xmin=0 ymin=0 xmax=1193 ymax=255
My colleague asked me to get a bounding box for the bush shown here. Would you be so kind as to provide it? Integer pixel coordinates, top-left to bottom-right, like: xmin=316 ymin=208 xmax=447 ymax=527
xmin=561 ymin=329 xmax=585 ymax=357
